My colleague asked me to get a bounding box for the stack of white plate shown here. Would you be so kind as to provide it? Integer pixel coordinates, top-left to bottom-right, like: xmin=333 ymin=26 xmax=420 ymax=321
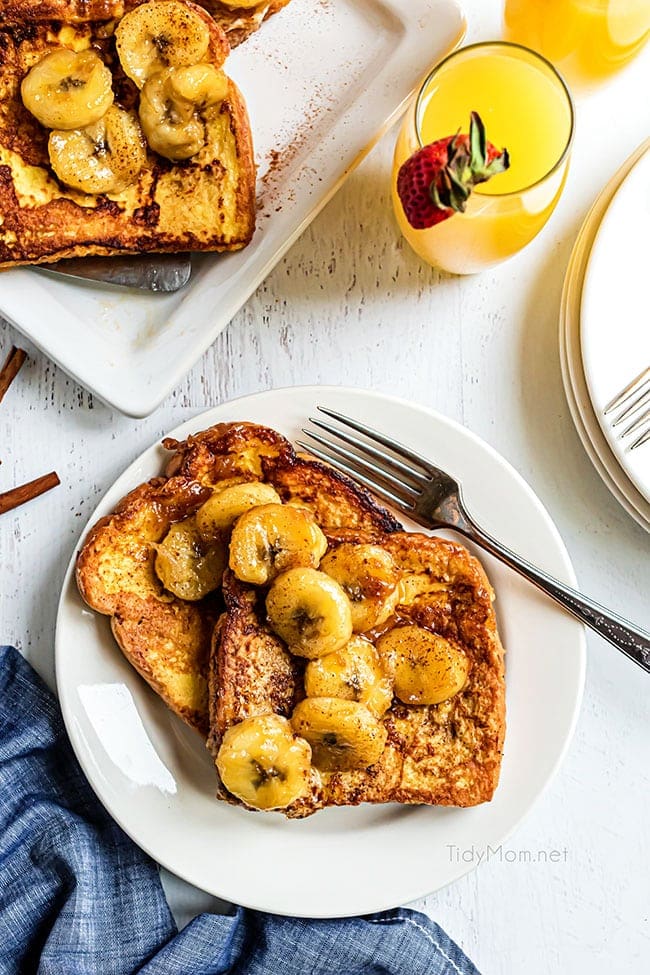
xmin=560 ymin=140 xmax=650 ymax=532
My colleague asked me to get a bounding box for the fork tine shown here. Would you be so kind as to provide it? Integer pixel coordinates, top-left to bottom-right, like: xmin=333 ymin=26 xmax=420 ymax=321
xmin=316 ymin=406 xmax=434 ymax=476
xmin=629 ymin=427 xmax=650 ymax=451
xmin=308 ymin=416 xmax=427 ymax=487
xmin=619 ymin=407 xmax=650 ymax=437
xmin=296 ymin=439 xmax=415 ymax=516
xmin=604 ymin=366 xmax=650 ymax=414
xmin=612 ymin=387 xmax=650 ymax=426
xmin=300 ymin=429 xmax=419 ymax=499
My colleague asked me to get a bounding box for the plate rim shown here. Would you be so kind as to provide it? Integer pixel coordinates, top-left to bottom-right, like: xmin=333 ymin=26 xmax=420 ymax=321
xmin=55 ymin=385 xmax=586 ymax=916
xmin=579 ymin=145 xmax=650 ymax=505
xmin=560 ymin=141 xmax=650 ymax=532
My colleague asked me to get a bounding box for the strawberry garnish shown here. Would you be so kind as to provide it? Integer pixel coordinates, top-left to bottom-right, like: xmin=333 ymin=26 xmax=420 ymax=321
xmin=397 ymin=111 xmax=510 ymax=230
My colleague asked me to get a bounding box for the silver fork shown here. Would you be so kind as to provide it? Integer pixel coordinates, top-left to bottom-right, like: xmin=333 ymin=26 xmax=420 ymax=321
xmin=299 ymin=407 xmax=650 ymax=673
xmin=604 ymin=366 xmax=650 ymax=451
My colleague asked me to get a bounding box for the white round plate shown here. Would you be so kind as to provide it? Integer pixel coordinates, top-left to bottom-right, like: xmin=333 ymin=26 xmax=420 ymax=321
xmin=560 ymin=142 xmax=650 ymax=532
xmin=56 ymin=387 xmax=585 ymax=917
xmin=580 ymin=147 xmax=650 ymax=504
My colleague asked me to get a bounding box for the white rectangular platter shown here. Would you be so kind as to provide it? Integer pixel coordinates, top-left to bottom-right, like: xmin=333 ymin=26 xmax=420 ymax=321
xmin=0 ymin=0 xmax=464 ymax=416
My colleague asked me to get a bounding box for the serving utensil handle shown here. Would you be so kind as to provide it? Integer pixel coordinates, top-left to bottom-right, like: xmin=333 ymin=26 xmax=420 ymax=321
xmin=461 ymin=519 xmax=650 ymax=673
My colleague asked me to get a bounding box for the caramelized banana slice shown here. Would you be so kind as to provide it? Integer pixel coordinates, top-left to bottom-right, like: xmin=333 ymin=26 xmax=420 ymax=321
xmin=154 ymin=516 xmax=226 ymax=601
xmin=291 ymin=698 xmax=387 ymax=772
xmin=220 ymin=0 xmax=262 ymax=7
xmin=230 ymin=504 xmax=327 ymax=586
xmin=21 ymin=49 xmax=114 ymax=130
xmin=376 ymin=625 xmax=469 ymax=705
xmin=216 ymin=714 xmax=312 ymax=810
xmin=266 ymin=568 xmax=352 ymax=658
xmin=48 ymin=106 xmax=147 ymax=194
xmin=138 ymin=64 xmax=228 ymax=161
xmin=320 ymin=543 xmax=401 ymax=633
xmin=115 ymin=0 xmax=212 ymax=88
xmin=304 ymin=636 xmax=393 ymax=717
xmin=196 ymin=482 xmax=281 ymax=539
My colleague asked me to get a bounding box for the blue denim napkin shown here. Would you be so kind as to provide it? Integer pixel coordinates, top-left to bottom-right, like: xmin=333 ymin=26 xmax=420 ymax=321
xmin=0 ymin=645 xmax=480 ymax=975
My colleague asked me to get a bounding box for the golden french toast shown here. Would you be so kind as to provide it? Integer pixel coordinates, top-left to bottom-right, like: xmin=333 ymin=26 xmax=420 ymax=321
xmin=76 ymin=422 xmax=401 ymax=736
xmin=77 ymin=419 xmax=505 ymax=818
xmin=209 ymin=529 xmax=505 ymax=818
xmin=0 ymin=0 xmax=259 ymax=268
xmin=2 ymin=2 xmax=292 ymax=47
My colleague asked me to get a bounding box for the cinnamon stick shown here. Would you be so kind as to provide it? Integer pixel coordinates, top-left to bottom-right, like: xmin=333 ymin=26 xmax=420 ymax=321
xmin=0 ymin=346 xmax=27 ymax=404
xmin=0 ymin=471 xmax=60 ymax=515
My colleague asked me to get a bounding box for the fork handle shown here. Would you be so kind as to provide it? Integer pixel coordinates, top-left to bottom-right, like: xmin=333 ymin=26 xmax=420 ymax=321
xmin=461 ymin=521 xmax=650 ymax=672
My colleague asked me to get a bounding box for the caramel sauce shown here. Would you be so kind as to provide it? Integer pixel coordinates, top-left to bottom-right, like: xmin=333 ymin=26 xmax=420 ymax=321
xmin=362 ymin=611 xmax=415 ymax=646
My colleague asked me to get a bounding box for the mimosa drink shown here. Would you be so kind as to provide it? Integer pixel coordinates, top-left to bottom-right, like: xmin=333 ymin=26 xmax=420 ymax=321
xmin=504 ymin=0 xmax=650 ymax=89
xmin=392 ymin=43 xmax=574 ymax=274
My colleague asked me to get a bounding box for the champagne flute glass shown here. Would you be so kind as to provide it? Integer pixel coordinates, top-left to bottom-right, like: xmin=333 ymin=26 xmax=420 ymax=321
xmin=392 ymin=42 xmax=575 ymax=275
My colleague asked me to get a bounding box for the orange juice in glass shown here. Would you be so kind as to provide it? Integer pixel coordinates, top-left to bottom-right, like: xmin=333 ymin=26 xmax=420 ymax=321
xmin=504 ymin=0 xmax=650 ymax=89
xmin=392 ymin=42 xmax=574 ymax=275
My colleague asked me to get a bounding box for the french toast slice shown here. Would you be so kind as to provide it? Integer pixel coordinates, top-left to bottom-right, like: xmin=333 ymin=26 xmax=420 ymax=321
xmin=0 ymin=0 xmax=257 ymax=268
xmin=76 ymin=422 xmax=401 ymax=736
xmin=1 ymin=1 xmax=291 ymax=48
xmin=209 ymin=529 xmax=506 ymax=817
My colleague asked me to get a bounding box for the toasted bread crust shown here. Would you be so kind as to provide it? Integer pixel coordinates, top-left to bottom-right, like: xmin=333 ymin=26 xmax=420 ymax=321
xmin=0 ymin=1 xmax=256 ymax=267
xmin=210 ymin=529 xmax=506 ymax=817
xmin=76 ymin=422 xmax=401 ymax=735
xmin=199 ymin=0 xmax=292 ymax=46
xmin=207 ymin=572 xmax=301 ymax=752
xmin=163 ymin=422 xmax=402 ymax=535
xmin=76 ymin=474 xmax=219 ymax=734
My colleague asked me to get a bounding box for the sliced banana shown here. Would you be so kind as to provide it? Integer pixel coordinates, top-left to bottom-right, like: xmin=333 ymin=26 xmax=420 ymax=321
xmin=216 ymin=714 xmax=312 ymax=810
xmin=196 ymin=482 xmax=281 ymax=540
xmin=220 ymin=0 xmax=263 ymax=8
xmin=266 ymin=568 xmax=353 ymax=659
xmin=154 ymin=515 xmax=227 ymax=601
xmin=291 ymin=698 xmax=387 ymax=772
xmin=229 ymin=504 xmax=327 ymax=586
xmin=115 ymin=0 xmax=212 ymax=88
xmin=21 ymin=48 xmax=114 ymax=130
xmin=304 ymin=636 xmax=393 ymax=717
xmin=376 ymin=625 xmax=469 ymax=705
xmin=48 ymin=105 xmax=147 ymax=194
xmin=138 ymin=64 xmax=228 ymax=161
xmin=320 ymin=543 xmax=401 ymax=633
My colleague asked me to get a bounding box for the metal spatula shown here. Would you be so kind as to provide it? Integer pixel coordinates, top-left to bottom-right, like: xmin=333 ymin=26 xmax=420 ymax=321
xmin=38 ymin=253 xmax=192 ymax=292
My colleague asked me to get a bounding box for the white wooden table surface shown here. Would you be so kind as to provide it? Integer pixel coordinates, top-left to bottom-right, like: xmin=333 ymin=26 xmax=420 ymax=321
xmin=1 ymin=3 xmax=649 ymax=972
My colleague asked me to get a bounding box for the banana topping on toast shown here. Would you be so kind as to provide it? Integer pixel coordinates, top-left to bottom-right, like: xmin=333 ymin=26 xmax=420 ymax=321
xmin=20 ymin=1 xmax=233 ymax=189
xmin=211 ymin=526 xmax=505 ymax=817
xmin=115 ymin=1 xmax=218 ymax=88
xmin=76 ymin=421 xmax=505 ymax=819
xmin=138 ymin=63 xmax=229 ymax=161
xmin=21 ymin=48 xmax=114 ymax=130
xmin=304 ymin=636 xmax=394 ymax=718
xmin=48 ymin=106 xmax=147 ymax=194
xmin=76 ymin=422 xmax=401 ymax=738
xmin=216 ymin=713 xmax=313 ymax=810
xmin=266 ymin=567 xmax=353 ymax=658
xmin=0 ymin=0 xmax=260 ymax=266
